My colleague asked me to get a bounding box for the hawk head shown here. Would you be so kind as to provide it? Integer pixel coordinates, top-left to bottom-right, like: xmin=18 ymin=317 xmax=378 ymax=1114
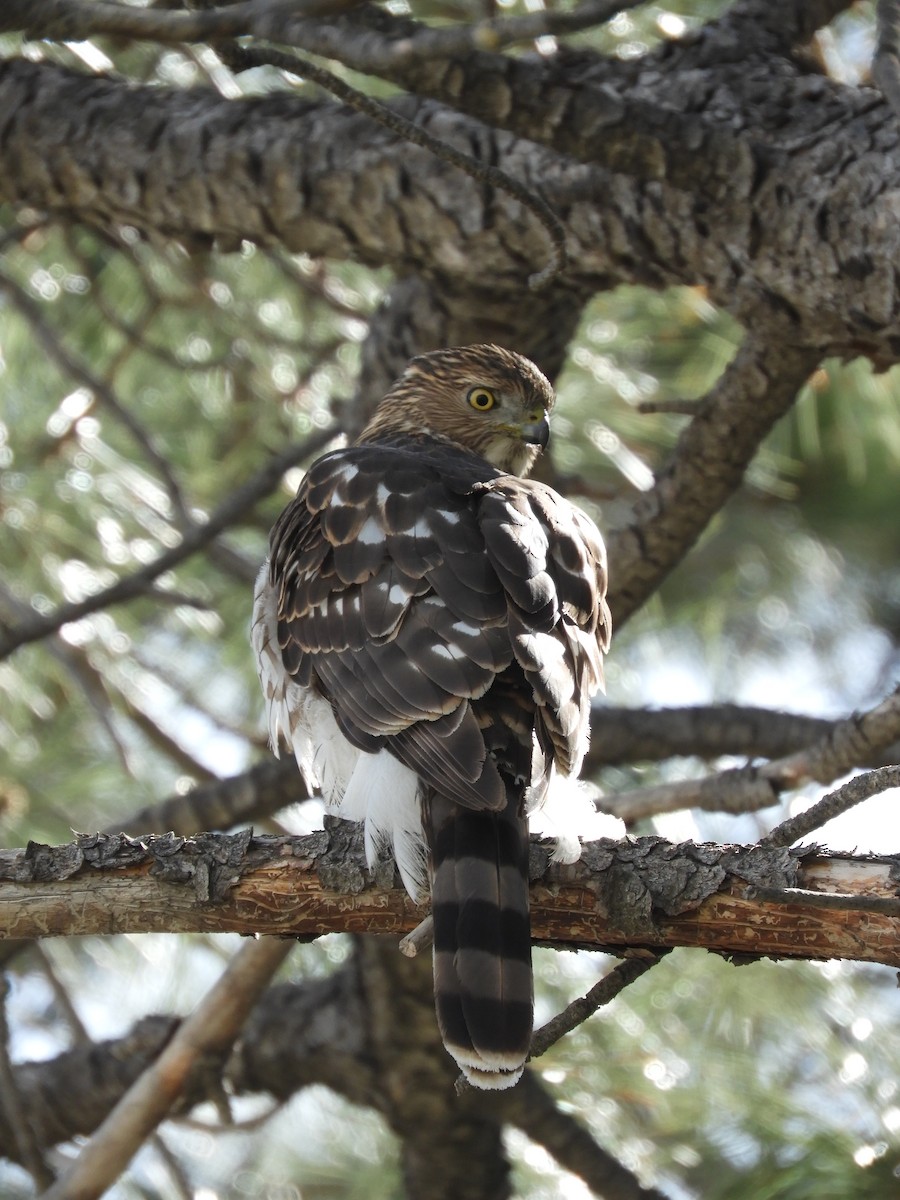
xmin=359 ymin=344 xmax=555 ymax=477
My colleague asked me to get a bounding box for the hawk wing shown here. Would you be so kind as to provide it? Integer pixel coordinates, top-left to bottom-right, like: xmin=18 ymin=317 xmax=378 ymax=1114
xmin=257 ymin=432 xmax=609 ymax=1089
xmin=264 ymin=436 xmax=609 ymax=810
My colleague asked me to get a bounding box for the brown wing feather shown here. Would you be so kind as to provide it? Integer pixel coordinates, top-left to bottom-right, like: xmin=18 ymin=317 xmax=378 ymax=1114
xmin=269 ymin=435 xmax=609 ymax=809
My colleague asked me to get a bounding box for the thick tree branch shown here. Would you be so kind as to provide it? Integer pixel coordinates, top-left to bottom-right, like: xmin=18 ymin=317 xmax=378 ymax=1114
xmin=0 ymin=1015 xmax=180 ymax=1165
xmin=220 ymin=41 xmax=567 ymax=290
xmin=2 ymin=829 xmax=900 ymax=968
xmin=3 ymin=53 xmax=900 ymax=361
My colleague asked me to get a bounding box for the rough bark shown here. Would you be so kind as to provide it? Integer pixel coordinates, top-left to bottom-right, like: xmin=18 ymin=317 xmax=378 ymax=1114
xmin=3 ymin=9 xmax=900 ymax=362
xmin=2 ymin=828 xmax=899 ymax=968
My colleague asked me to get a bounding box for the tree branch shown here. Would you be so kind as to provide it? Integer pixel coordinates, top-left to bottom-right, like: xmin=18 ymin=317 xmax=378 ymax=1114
xmin=2 ymin=829 xmax=900 ymax=968
xmin=529 ymin=953 xmax=667 ymax=1061
xmin=762 ymin=765 xmax=900 ymax=849
xmin=501 ymin=1073 xmax=670 ymax=1200
xmin=220 ymin=42 xmax=567 ymax=290
xmin=584 ymin=702 xmax=897 ymax=769
xmin=42 ymin=936 xmax=293 ymax=1200
xmin=0 ymin=978 xmax=54 ymax=1189
xmin=606 ymin=334 xmax=820 ymax=627
xmin=604 ymin=686 xmax=900 ymax=821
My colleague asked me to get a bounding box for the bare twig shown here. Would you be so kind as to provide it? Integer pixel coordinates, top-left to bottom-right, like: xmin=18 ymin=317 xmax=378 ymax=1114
xmin=636 ymin=397 xmax=699 ymax=415
xmin=529 ymin=953 xmax=666 ymax=1061
xmin=761 ymin=765 xmax=900 ymax=849
xmin=40 ymin=936 xmax=294 ymax=1200
xmin=399 ymin=914 xmax=433 ymax=957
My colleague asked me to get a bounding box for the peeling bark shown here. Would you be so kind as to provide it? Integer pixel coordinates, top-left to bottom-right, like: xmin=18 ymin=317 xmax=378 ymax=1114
xmin=2 ymin=828 xmax=899 ymax=968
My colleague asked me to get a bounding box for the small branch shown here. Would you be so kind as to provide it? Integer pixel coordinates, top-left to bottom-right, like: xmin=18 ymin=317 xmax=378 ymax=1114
xmin=501 ymin=1073 xmax=671 ymax=1200
xmin=283 ymin=0 xmax=647 ymax=63
xmin=529 ymin=953 xmax=666 ymax=1061
xmin=113 ymin=757 xmax=311 ymax=837
xmin=761 ymin=765 xmax=900 ymax=849
xmin=606 ymin=334 xmax=821 ymax=629
xmin=635 ymin=397 xmax=699 ymax=415
xmin=398 ymin=914 xmax=433 ymax=957
xmin=41 ymin=936 xmax=293 ymax=1200
xmin=0 ymin=427 xmax=335 ymax=661
xmin=1 ymin=0 xmax=347 ymax=43
xmin=604 ymin=769 xmax=778 ymax=823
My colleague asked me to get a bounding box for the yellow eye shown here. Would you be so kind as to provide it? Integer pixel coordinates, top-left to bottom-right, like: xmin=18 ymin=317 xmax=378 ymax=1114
xmin=467 ymin=387 xmax=497 ymax=411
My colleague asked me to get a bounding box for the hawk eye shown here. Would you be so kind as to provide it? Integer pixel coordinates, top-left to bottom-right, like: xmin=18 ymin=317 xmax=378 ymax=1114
xmin=467 ymin=387 xmax=497 ymax=411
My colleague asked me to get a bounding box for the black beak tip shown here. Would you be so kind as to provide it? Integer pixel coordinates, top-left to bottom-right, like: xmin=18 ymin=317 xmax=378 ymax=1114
xmin=526 ymin=417 xmax=551 ymax=450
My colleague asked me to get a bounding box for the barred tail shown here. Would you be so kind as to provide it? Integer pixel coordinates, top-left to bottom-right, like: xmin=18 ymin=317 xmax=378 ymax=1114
xmin=426 ymin=791 xmax=533 ymax=1089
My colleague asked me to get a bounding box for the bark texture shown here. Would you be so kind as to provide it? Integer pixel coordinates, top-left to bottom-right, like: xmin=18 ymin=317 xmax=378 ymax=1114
xmin=3 ymin=828 xmax=899 ymax=967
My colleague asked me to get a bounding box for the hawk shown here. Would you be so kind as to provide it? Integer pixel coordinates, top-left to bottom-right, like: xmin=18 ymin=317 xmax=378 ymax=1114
xmin=253 ymin=345 xmax=610 ymax=1088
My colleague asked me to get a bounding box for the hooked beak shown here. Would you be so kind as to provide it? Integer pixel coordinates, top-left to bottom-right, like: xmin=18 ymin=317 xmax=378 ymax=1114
xmin=520 ymin=415 xmax=550 ymax=450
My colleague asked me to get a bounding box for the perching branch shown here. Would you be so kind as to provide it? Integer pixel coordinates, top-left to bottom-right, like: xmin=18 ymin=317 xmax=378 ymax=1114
xmin=3 ymin=829 xmax=900 ymax=968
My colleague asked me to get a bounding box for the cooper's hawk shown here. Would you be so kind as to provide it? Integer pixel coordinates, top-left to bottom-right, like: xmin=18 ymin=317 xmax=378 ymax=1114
xmin=253 ymin=345 xmax=610 ymax=1088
